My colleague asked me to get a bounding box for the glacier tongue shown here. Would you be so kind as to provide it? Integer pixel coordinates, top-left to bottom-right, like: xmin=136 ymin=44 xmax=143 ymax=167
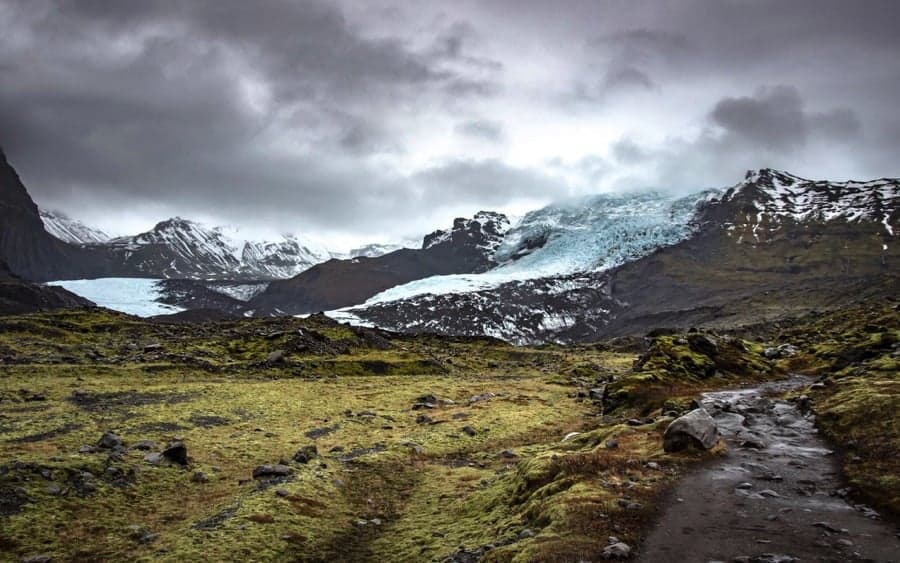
xmin=47 ymin=278 xmax=183 ymax=317
xmin=357 ymin=190 xmax=711 ymax=307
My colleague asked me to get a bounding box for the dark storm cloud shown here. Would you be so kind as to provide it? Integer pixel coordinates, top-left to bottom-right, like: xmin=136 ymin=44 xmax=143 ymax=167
xmin=710 ymin=86 xmax=862 ymax=151
xmin=0 ymin=0 xmax=508 ymax=237
xmin=0 ymin=0 xmax=898 ymax=243
xmin=412 ymin=159 xmax=561 ymax=206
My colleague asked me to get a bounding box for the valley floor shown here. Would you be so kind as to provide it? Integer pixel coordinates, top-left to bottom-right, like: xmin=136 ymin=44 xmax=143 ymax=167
xmin=0 ymin=305 xmax=897 ymax=562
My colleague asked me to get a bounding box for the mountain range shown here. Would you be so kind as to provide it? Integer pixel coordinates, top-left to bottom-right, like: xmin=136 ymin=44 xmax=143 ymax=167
xmin=341 ymin=169 xmax=898 ymax=342
xmin=2 ymin=146 xmax=897 ymax=343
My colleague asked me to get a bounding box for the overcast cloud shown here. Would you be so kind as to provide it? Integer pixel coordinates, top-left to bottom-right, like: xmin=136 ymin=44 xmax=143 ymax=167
xmin=1 ymin=0 xmax=898 ymax=248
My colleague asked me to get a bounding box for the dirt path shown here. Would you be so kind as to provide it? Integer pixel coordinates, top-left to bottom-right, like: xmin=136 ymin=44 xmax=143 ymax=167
xmin=637 ymin=377 xmax=900 ymax=563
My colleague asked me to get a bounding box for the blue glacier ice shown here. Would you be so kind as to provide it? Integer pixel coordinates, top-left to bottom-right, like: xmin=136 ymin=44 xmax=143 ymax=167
xmin=359 ymin=189 xmax=717 ymax=307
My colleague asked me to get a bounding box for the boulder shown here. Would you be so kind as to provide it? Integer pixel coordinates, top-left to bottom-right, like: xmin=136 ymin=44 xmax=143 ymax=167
xmin=687 ymin=333 xmax=719 ymax=357
xmin=663 ymin=408 xmax=720 ymax=452
xmin=252 ymin=464 xmax=291 ymax=479
xmin=265 ymin=350 xmax=286 ymax=365
xmin=292 ymin=445 xmax=318 ymax=464
xmin=162 ymin=441 xmax=188 ymax=466
xmin=97 ymin=431 xmax=123 ymax=450
xmin=601 ymin=542 xmax=631 ymax=559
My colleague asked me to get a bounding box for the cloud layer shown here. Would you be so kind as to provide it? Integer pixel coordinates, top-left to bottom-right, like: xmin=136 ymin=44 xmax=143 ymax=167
xmin=1 ymin=0 xmax=898 ymax=246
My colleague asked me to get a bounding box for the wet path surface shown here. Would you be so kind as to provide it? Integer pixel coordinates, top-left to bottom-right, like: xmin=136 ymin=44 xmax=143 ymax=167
xmin=638 ymin=377 xmax=900 ymax=563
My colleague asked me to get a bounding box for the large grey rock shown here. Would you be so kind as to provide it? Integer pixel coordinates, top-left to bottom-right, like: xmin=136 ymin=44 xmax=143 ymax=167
xmin=663 ymin=408 xmax=720 ymax=452
xmin=97 ymin=431 xmax=123 ymax=450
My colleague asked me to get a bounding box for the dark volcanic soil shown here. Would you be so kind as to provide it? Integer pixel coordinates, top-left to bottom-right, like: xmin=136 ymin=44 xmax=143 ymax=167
xmin=638 ymin=378 xmax=900 ymax=563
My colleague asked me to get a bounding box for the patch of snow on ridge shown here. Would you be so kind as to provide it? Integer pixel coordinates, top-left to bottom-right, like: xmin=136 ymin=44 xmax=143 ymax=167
xmin=729 ymin=169 xmax=899 ymax=235
xmin=47 ymin=278 xmax=182 ymax=317
xmin=359 ymin=190 xmax=710 ymax=306
xmin=40 ymin=209 xmax=110 ymax=244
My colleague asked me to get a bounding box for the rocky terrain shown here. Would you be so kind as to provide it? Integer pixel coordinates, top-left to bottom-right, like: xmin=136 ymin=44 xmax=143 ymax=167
xmin=247 ymin=212 xmax=512 ymax=315
xmin=346 ymin=169 xmax=899 ymax=343
xmin=0 ymin=259 xmax=94 ymax=315
xmin=0 ymin=303 xmax=896 ymax=562
xmin=0 ymin=149 xmax=111 ymax=282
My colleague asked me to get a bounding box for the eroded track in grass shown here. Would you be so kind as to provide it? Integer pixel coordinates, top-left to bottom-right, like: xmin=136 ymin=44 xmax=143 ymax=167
xmin=638 ymin=377 xmax=900 ymax=563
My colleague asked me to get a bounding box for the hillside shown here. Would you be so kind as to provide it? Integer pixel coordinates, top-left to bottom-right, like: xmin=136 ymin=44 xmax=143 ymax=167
xmin=346 ymin=169 xmax=899 ymax=343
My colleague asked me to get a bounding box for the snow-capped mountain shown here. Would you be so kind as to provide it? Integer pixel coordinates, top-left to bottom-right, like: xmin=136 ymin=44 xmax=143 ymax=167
xmin=348 ymin=241 xmax=417 ymax=258
xmin=39 ymin=209 xmax=110 ymax=244
xmin=711 ymin=168 xmax=898 ymax=241
xmin=333 ymin=169 xmax=900 ymax=343
xmin=247 ymin=210 xmax=514 ymax=315
xmin=102 ymin=218 xmax=337 ymax=280
xmin=238 ymin=235 xmax=334 ymax=279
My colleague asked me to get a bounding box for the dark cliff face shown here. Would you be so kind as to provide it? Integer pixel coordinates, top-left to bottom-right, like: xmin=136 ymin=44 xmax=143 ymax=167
xmin=0 ymin=257 xmax=94 ymax=314
xmin=247 ymin=212 xmax=511 ymax=315
xmin=0 ymin=149 xmax=112 ymax=281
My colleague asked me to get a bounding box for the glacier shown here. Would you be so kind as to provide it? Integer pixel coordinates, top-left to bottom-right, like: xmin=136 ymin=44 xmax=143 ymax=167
xmin=47 ymin=278 xmax=183 ymax=317
xmin=354 ymin=190 xmax=712 ymax=308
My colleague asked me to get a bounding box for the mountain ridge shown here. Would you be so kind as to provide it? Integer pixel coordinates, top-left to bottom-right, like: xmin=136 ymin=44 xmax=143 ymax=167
xmin=337 ymin=168 xmax=899 ymax=343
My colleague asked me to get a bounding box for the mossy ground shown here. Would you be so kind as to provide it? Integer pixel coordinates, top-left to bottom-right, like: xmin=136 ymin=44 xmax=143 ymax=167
xmin=1 ymin=305 xmax=894 ymax=561
xmin=0 ymin=309 xmax=693 ymax=562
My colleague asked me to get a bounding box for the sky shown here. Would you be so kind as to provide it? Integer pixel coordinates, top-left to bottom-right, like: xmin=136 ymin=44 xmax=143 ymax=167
xmin=1 ymin=0 xmax=899 ymax=249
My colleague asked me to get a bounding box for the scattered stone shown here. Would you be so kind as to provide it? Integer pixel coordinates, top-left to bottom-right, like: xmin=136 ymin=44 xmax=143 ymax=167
xmin=275 ymin=488 xmax=290 ymax=498
xmin=740 ymin=437 xmax=767 ymax=450
xmin=758 ymin=489 xmax=781 ymax=498
xmin=835 ymin=538 xmax=854 ymax=548
xmin=252 ymin=464 xmax=291 ymax=479
xmin=763 ymin=344 xmax=799 ymax=359
xmin=126 ymin=524 xmax=159 ymax=544
xmin=78 ymin=445 xmax=97 ymax=454
xmin=601 ymin=542 xmax=631 ymax=559
xmin=97 ymin=431 xmax=123 ymax=450
xmin=402 ymin=442 xmax=425 ymax=454
xmin=131 ymin=440 xmax=156 ymax=451
xmin=687 ymin=333 xmax=719 ymax=356
xmin=191 ymin=471 xmax=209 ymax=483
xmin=605 ymin=439 xmax=619 ymax=450
xmin=451 ymin=413 xmax=470 ymax=420
xmin=20 ymin=555 xmax=52 ymax=563
xmin=265 ymin=350 xmax=286 ymax=365
xmin=663 ymin=409 xmax=720 ymax=452
xmin=415 ymin=414 xmax=433 ymax=424
xmin=500 ymin=450 xmax=517 ymax=459
xmin=292 ymin=445 xmax=318 ymax=464
xmin=646 ymin=461 xmax=660 ymax=470
xmin=469 ymin=392 xmax=496 ymax=404
xmin=517 ymin=528 xmax=535 ymax=539
xmin=155 ymin=441 xmax=186 ymax=466
xmin=461 ymin=426 xmax=477 ymax=437
xmin=735 ymin=482 xmax=754 ymax=490
xmin=589 ymin=388 xmax=605 ymax=401
xmin=812 ymin=521 xmax=843 ymax=533
xmin=144 ymin=453 xmax=164 ymax=465
xmin=562 ymin=432 xmax=580 ymax=442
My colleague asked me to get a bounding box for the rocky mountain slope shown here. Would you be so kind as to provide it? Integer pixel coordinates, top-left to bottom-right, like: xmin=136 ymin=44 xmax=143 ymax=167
xmin=0 ymin=148 xmax=113 ymax=282
xmin=0 ymin=258 xmax=94 ymax=314
xmin=341 ymin=169 xmax=899 ymax=343
xmin=247 ymin=211 xmax=511 ymax=315
xmin=68 ymin=219 xmax=334 ymax=281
